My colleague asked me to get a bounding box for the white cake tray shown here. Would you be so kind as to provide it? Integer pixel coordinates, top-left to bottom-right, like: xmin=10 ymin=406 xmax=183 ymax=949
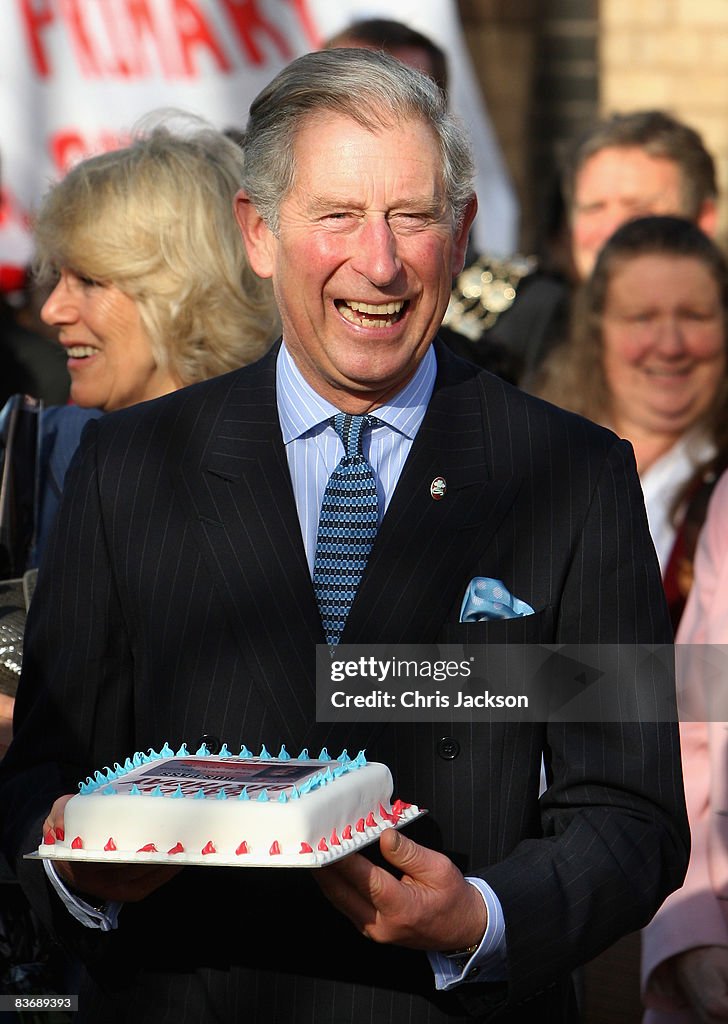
xmin=26 ymin=806 xmax=427 ymax=868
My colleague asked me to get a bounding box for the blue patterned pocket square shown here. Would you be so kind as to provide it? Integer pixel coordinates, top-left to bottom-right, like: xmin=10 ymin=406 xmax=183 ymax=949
xmin=460 ymin=577 xmax=535 ymax=622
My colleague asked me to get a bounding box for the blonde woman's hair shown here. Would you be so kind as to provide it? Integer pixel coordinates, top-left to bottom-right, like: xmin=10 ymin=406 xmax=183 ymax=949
xmin=33 ymin=111 xmax=279 ymax=385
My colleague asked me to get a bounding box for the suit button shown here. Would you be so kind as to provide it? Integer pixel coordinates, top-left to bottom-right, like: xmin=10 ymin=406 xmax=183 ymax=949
xmin=195 ymin=733 xmax=221 ymax=754
xmin=437 ymin=736 xmax=460 ymax=760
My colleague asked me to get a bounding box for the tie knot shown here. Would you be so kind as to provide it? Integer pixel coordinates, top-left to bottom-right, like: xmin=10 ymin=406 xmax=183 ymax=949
xmin=332 ymin=413 xmax=372 ymax=460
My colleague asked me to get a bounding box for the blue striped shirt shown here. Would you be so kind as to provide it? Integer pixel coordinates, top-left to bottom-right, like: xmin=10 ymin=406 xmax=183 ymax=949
xmin=276 ymin=343 xmax=436 ymax=575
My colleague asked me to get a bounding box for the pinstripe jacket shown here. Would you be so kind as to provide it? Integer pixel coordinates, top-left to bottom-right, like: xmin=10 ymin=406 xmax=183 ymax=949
xmin=0 ymin=341 xmax=688 ymax=1023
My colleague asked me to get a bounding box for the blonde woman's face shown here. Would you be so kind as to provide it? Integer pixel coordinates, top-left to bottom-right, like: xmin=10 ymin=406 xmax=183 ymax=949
xmin=41 ymin=268 xmax=181 ymax=411
xmin=601 ymin=253 xmax=726 ymax=438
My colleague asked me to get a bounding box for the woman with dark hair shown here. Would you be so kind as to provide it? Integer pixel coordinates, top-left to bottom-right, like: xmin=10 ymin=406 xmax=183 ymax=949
xmin=537 ymin=215 xmax=728 ymax=628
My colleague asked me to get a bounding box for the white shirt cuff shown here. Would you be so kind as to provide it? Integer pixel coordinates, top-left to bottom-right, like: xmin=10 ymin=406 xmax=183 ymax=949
xmin=428 ymin=876 xmax=507 ymax=990
xmin=43 ymin=859 xmax=122 ymax=931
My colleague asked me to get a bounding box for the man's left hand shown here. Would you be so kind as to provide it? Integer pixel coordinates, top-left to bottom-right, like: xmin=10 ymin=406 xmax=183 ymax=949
xmin=315 ymin=827 xmax=487 ymax=951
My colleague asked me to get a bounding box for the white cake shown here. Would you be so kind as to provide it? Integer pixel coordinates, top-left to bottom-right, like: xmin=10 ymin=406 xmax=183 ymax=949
xmin=36 ymin=744 xmax=424 ymax=867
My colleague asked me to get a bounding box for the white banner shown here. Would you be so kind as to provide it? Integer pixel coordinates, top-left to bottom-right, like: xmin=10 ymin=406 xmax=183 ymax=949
xmin=0 ymin=0 xmax=518 ymax=281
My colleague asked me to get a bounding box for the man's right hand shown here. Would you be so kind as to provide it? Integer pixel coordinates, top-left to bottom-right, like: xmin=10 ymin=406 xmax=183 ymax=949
xmin=43 ymin=794 xmax=182 ymax=903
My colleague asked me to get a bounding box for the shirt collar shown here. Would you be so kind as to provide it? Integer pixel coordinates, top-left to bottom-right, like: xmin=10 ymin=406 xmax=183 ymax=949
xmin=276 ymin=342 xmax=436 ymax=444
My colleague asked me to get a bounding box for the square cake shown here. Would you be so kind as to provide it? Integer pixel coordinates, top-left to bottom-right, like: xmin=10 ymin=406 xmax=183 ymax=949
xmin=36 ymin=743 xmax=424 ymax=867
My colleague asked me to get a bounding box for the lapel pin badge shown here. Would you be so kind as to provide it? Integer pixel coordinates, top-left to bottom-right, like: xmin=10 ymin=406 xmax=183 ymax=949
xmin=430 ymin=476 xmax=447 ymax=501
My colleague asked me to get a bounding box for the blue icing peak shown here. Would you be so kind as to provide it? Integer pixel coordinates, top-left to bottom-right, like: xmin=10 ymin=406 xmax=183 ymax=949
xmin=278 ymin=791 xmax=287 ymax=803
xmin=78 ymin=742 xmax=370 ymax=810
xmin=130 ymin=784 xmax=141 ymax=795
xmin=257 ymin=789 xmax=269 ymax=802
xmin=151 ymin=785 xmax=163 ymax=797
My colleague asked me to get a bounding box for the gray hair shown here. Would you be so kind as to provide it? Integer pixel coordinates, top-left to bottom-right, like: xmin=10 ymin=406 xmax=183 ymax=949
xmin=239 ymin=48 xmax=475 ymax=233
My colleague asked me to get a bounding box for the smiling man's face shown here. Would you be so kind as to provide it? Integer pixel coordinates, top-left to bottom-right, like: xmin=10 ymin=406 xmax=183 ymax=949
xmin=236 ymin=111 xmax=475 ymax=413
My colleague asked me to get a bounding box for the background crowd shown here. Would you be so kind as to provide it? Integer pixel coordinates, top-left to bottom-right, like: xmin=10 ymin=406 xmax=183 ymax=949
xmin=0 ymin=13 xmax=726 ymax=1024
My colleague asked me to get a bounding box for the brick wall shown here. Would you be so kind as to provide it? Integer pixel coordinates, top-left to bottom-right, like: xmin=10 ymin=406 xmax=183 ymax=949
xmin=600 ymin=0 xmax=728 ymax=239
xmin=459 ymin=0 xmax=599 ymax=254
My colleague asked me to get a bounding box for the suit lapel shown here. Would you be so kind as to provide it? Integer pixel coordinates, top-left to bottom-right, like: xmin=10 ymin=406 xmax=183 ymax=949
xmin=343 ymin=343 xmax=522 ymax=642
xmin=178 ymin=347 xmax=324 ymax=745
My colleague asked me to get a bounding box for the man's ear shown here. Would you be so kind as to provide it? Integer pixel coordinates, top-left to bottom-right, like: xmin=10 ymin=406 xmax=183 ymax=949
xmin=451 ymin=194 xmax=478 ymax=277
xmin=234 ymin=190 xmax=276 ymax=279
xmin=697 ymin=198 xmax=719 ymax=239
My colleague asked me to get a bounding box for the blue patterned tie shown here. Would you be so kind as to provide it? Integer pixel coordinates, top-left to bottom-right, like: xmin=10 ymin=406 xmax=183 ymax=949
xmin=313 ymin=413 xmax=378 ymax=645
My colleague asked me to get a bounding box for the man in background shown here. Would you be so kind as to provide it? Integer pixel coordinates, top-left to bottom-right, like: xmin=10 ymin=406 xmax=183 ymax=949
xmin=565 ymin=109 xmax=718 ymax=282
xmin=324 ymin=17 xmax=449 ymax=92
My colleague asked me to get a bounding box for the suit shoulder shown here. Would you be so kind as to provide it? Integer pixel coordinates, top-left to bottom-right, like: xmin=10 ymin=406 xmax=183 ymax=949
xmin=93 ymin=354 xmax=275 ymax=450
xmin=435 ymin=337 xmax=624 ymax=458
xmin=477 ymin=365 xmax=623 ymax=456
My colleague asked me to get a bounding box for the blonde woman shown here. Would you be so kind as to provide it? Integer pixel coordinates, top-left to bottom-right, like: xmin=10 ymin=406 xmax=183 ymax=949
xmin=30 ymin=112 xmax=279 ymax=561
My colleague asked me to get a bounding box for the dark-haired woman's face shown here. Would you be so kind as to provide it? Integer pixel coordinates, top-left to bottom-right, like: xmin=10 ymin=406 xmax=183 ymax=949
xmin=602 ymin=253 xmax=726 ymax=438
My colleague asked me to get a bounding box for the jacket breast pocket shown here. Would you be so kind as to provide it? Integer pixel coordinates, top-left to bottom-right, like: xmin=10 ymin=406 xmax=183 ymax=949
xmin=437 ymin=605 xmax=555 ymax=644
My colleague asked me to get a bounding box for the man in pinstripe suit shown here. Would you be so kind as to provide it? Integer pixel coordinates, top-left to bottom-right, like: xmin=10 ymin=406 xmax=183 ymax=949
xmin=0 ymin=51 xmax=687 ymax=1023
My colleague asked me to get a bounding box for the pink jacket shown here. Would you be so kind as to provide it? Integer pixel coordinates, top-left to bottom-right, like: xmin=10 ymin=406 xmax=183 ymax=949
xmin=642 ymin=471 xmax=728 ymax=1022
